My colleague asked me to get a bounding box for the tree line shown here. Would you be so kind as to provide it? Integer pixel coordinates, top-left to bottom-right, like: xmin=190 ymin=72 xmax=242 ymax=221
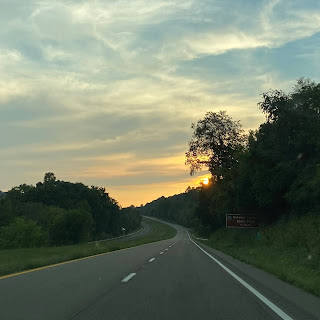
xmin=0 ymin=173 xmax=141 ymax=248
xmin=142 ymin=78 xmax=320 ymax=234
xmin=140 ymin=189 xmax=199 ymax=227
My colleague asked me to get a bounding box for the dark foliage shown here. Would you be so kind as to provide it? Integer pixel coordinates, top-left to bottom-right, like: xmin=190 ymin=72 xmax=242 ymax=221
xmin=142 ymin=78 xmax=320 ymax=234
xmin=139 ymin=188 xmax=199 ymax=228
xmin=185 ymin=111 xmax=247 ymax=177
xmin=0 ymin=174 xmax=141 ymax=248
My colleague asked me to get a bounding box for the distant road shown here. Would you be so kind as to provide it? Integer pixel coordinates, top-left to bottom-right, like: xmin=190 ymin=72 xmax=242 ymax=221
xmin=89 ymin=221 xmax=152 ymax=243
xmin=116 ymin=220 xmax=152 ymax=242
xmin=1 ymin=221 xmax=320 ymax=320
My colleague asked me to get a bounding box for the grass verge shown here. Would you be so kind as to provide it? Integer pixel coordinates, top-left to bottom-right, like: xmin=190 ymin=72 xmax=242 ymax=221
xmin=0 ymin=217 xmax=177 ymax=277
xmin=198 ymin=214 xmax=320 ymax=297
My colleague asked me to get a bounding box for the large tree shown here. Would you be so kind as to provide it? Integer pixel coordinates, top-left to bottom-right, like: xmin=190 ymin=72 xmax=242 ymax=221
xmin=247 ymin=78 xmax=320 ymax=221
xmin=185 ymin=111 xmax=246 ymax=177
xmin=44 ymin=172 xmax=56 ymax=184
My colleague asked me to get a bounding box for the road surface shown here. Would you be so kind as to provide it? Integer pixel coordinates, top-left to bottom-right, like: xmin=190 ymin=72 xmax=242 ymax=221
xmin=1 ymin=221 xmax=319 ymax=320
xmin=116 ymin=221 xmax=152 ymax=242
xmin=89 ymin=221 xmax=152 ymax=244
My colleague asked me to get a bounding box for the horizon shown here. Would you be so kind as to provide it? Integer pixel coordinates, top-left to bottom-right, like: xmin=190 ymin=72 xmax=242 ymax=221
xmin=0 ymin=171 xmax=211 ymax=207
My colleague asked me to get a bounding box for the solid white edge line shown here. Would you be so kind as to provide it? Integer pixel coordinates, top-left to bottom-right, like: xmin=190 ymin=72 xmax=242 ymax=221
xmin=160 ymin=252 xmax=164 ymax=254
xmin=188 ymin=232 xmax=293 ymax=320
xmin=149 ymin=258 xmax=155 ymax=262
xmin=121 ymin=273 xmax=136 ymax=283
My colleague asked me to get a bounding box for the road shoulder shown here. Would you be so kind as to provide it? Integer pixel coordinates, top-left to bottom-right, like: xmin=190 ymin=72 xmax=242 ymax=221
xmin=193 ymin=239 xmax=320 ymax=320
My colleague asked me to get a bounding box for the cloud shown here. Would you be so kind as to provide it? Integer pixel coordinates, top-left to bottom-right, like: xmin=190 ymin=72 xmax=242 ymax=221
xmin=0 ymin=0 xmax=320 ymax=205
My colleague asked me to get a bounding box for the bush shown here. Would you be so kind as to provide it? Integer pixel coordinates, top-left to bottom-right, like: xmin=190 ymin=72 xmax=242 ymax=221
xmin=49 ymin=209 xmax=93 ymax=246
xmin=0 ymin=218 xmax=46 ymax=249
xmin=262 ymin=213 xmax=320 ymax=254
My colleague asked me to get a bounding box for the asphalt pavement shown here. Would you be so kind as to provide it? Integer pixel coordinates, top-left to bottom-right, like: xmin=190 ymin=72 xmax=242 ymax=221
xmin=1 ymin=221 xmax=319 ymax=320
xmin=89 ymin=221 xmax=152 ymax=244
xmin=116 ymin=221 xmax=152 ymax=242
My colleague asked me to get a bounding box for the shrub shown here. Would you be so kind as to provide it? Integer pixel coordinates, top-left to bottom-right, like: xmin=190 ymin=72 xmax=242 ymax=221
xmin=0 ymin=218 xmax=46 ymax=249
xmin=49 ymin=209 xmax=93 ymax=246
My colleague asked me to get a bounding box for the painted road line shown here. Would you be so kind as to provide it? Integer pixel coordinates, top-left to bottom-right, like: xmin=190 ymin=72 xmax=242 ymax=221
xmin=149 ymin=258 xmax=155 ymax=262
xmin=121 ymin=273 xmax=136 ymax=283
xmin=0 ymin=241 xmax=157 ymax=281
xmin=160 ymin=252 xmax=164 ymax=255
xmin=165 ymin=249 xmax=168 ymax=251
xmin=188 ymin=233 xmax=293 ymax=320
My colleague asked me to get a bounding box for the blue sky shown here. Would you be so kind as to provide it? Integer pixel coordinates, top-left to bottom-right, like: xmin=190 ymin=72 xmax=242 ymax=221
xmin=1 ymin=0 xmax=320 ymax=206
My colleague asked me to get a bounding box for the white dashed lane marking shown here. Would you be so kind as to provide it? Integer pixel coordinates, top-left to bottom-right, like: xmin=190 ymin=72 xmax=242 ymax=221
xmin=149 ymin=258 xmax=155 ymax=262
xmin=121 ymin=273 xmax=136 ymax=283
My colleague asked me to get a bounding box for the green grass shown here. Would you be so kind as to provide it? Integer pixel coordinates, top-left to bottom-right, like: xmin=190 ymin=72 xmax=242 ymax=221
xmin=0 ymin=217 xmax=177 ymax=277
xmin=199 ymin=213 xmax=320 ymax=297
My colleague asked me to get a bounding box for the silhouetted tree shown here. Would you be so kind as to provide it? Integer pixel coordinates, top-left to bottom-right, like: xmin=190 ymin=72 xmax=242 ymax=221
xmin=185 ymin=111 xmax=246 ymax=178
xmin=0 ymin=173 xmax=141 ymax=247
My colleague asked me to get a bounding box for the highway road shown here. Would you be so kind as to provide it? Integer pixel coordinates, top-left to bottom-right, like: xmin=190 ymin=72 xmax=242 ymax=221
xmin=116 ymin=221 xmax=152 ymax=242
xmin=1 ymin=221 xmax=320 ymax=320
xmin=89 ymin=221 xmax=152 ymax=244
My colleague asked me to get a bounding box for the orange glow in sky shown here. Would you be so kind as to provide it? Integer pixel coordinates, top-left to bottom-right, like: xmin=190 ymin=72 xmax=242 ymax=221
xmin=106 ymin=172 xmax=212 ymax=207
xmin=202 ymin=177 xmax=209 ymax=185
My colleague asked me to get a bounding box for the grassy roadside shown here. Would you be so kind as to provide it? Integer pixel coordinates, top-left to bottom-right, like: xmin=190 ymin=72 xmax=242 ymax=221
xmin=197 ymin=214 xmax=320 ymax=297
xmin=0 ymin=217 xmax=177 ymax=277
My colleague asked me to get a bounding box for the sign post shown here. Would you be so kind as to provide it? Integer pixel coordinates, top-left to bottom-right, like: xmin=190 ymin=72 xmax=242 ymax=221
xmin=226 ymin=214 xmax=259 ymax=228
xmin=122 ymin=227 xmax=126 ymax=235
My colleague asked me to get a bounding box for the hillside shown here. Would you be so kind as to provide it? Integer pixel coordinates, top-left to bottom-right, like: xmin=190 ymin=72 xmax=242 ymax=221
xmin=139 ymin=188 xmax=199 ymax=228
xmin=0 ymin=173 xmax=141 ymax=249
xmin=139 ymin=78 xmax=320 ymax=296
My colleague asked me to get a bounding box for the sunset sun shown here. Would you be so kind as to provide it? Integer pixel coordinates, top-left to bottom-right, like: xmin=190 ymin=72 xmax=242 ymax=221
xmin=203 ymin=178 xmax=209 ymax=185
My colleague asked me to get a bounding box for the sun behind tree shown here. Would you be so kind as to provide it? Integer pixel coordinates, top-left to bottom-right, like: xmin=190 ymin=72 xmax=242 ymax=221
xmin=202 ymin=178 xmax=209 ymax=185
xmin=185 ymin=111 xmax=247 ymax=179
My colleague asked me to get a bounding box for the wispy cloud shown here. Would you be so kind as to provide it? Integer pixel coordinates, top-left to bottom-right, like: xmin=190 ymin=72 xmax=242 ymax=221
xmin=1 ymin=0 xmax=320 ymax=205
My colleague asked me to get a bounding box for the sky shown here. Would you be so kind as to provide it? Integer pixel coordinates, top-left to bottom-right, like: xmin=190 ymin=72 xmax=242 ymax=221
xmin=1 ymin=0 xmax=320 ymax=207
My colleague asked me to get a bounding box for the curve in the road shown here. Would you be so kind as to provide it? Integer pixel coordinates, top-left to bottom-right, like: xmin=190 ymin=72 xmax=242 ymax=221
xmin=88 ymin=221 xmax=152 ymax=243
xmin=1 ymin=220 xmax=319 ymax=320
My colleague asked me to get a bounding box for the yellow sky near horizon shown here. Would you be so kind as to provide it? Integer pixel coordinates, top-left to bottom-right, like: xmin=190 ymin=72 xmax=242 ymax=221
xmin=107 ymin=172 xmax=212 ymax=207
xmin=72 ymin=152 xmax=211 ymax=207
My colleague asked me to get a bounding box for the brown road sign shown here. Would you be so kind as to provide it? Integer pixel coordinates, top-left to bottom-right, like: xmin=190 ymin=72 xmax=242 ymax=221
xmin=226 ymin=214 xmax=259 ymax=228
